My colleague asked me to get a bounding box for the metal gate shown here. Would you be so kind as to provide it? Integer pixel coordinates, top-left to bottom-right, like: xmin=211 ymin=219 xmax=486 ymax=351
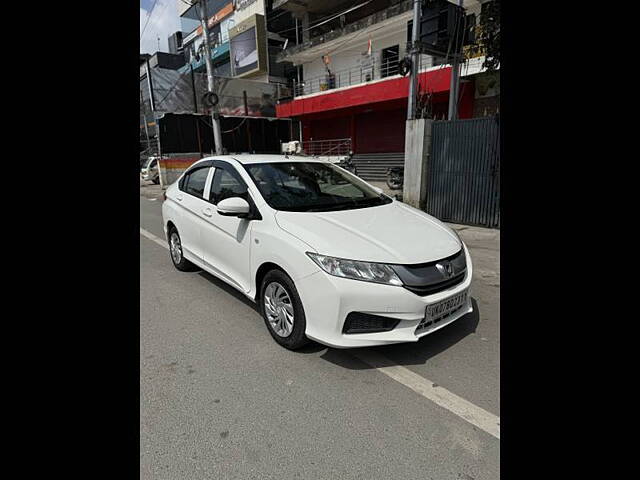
xmin=426 ymin=116 xmax=500 ymax=228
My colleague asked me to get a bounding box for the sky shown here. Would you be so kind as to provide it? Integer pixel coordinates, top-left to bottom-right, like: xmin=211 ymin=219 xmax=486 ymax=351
xmin=140 ymin=0 xmax=182 ymax=55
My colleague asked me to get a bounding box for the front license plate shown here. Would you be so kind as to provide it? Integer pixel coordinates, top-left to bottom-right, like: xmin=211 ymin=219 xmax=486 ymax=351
xmin=425 ymin=290 xmax=468 ymax=320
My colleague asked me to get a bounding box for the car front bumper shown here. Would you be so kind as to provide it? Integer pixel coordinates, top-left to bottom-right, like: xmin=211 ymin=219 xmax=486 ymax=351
xmin=140 ymin=172 xmax=157 ymax=181
xmin=295 ymin=246 xmax=473 ymax=348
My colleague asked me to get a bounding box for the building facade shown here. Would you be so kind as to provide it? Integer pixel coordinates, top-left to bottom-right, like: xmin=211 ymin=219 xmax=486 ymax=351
xmin=140 ymin=0 xmax=309 ymax=157
xmin=175 ymin=0 xmax=299 ymax=85
xmin=272 ymin=0 xmax=499 ymax=166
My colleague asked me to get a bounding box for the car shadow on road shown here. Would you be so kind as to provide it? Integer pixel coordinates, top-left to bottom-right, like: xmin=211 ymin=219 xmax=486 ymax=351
xmin=318 ymin=298 xmax=481 ymax=370
xmin=193 ymin=269 xmax=481 ymax=365
xmin=196 ymin=270 xmax=260 ymax=313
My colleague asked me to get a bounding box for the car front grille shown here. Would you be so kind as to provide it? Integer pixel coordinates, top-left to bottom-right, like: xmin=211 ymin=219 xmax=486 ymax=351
xmin=403 ymin=272 xmax=466 ymax=296
xmin=393 ymin=248 xmax=467 ymax=297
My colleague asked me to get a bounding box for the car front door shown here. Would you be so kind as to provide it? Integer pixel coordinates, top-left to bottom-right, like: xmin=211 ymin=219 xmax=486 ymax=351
xmin=201 ymin=162 xmax=254 ymax=293
xmin=175 ymin=163 xmax=213 ymax=263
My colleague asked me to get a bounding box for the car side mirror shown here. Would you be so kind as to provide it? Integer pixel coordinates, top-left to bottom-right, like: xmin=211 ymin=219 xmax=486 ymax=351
xmin=217 ymin=197 xmax=251 ymax=218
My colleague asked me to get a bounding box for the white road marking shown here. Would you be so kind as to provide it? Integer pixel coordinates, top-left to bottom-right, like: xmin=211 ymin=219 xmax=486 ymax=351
xmin=139 ymin=226 xmax=500 ymax=440
xmin=350 ymin=349 xmax=500 ymax=439
xmin=140 ymin=228 xmax=168 ymax=250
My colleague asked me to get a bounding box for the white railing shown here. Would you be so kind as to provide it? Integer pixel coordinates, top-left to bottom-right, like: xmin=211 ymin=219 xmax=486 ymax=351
xmin=302 ymin=138 xmax=352 ymax=157
xmin=293 ymin=53 xmax=402 ymax=97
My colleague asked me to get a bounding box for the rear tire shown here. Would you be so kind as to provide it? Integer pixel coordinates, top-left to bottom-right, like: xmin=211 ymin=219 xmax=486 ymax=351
xmin=386 ymin=176 xmax=402 ymax=190
xmin=167 ymin=227 xmax=197 ymax=272
xmin=259 ymin=270 xmax=309 ymax=350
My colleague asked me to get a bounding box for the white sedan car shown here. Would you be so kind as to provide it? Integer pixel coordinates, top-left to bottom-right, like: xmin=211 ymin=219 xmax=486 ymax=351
xmin=162 ymin=155 xmax=472 ymax=350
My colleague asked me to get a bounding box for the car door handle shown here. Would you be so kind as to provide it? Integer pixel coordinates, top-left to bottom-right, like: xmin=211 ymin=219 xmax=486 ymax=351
xmin=176 ymin=194 xmax=183 ymax=202
xmin=202 ymin=207 xmax=213 ymax=217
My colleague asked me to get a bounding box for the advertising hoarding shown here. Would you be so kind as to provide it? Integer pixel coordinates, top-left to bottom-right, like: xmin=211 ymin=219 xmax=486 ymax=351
xmin=228 ymin=14 xmax=267 ymax=78
xmin=148 ymin=67 xmax=277 ymax=118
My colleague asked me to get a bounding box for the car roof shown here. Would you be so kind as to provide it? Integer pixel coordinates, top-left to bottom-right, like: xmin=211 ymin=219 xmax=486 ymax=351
xmin=199 ymin=154 xmax=326 ymax=165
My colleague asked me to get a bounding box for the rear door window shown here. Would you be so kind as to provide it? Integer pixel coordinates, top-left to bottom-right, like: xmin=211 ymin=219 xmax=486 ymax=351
xmin=183 ymin=167 xmax=210 ymax=199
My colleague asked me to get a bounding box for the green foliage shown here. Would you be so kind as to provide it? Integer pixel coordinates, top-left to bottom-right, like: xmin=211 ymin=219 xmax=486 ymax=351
xmin=468 ymin=0 xmax=500 ymax=72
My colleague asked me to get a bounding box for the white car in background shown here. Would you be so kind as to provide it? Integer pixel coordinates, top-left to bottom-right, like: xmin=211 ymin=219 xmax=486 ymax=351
xmin=141 ymin=157 xmax=159 ymax=184
xmin=161 ymin=155 xmax=472 ymax=350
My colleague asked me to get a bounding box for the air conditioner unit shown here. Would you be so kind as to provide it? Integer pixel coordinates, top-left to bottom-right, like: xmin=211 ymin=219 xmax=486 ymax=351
xmin=281 ymin=141 xmax=301 ymax=154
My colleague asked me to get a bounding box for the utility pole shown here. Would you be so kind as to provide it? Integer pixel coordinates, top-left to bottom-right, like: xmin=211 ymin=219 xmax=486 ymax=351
xmin=145 ymin=58 xmax=163 ymax=187
xmin=407 ymin=0 xmax=421 ymax=120
xmin=447 ymin=0 xmax=464 ymax=120
xmin=294 ymin=17 xmax=301 ymax=83
xmin=197 ymin=0 xmax=223 ymax=154
xmin=140 ymin=89 xmax=151 ymax=150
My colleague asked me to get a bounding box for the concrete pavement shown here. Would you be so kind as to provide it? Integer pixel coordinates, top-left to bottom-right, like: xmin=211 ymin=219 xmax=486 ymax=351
xmin=140 ymin=194 xmax=500 ymax=479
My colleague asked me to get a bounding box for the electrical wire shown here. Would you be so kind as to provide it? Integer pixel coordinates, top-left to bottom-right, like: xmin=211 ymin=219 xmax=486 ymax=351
xmin=153 ymin=67 xmax=200 ymax=108
xmin=305 ymin=1 xmax=372 ymax=31
xmin=267 ymin=8 xmax=289 ymax=22
xmin=222 ymin=117 xmax=247 ymax=133
xmin=140 ymin=0 xmax=159 ymax=41
xmin=199 ymin=114 xmax=234 ymax=133
xmin=271 ymin=1 xmax=371 ymax=37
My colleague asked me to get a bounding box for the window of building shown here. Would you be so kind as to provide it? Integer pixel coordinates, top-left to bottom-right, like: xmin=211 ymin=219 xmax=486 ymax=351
xmin=381 ymin=45 xmax=399 ymax=78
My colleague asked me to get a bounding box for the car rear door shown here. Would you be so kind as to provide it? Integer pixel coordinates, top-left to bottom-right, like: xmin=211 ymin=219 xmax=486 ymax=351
xmin=174 ymin=162 xmax=214 ymax=263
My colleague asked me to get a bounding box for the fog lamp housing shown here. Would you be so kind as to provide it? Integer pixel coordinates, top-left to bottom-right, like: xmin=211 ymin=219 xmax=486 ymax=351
xmin=342 ymin=312 xmax=401 ymax=334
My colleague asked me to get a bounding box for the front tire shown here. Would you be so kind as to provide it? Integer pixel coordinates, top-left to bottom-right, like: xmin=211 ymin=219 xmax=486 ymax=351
xmin=259 ymin=270 xmax=309 ymax=350
xmin=167 ymin=227 xmax=197 ymax=272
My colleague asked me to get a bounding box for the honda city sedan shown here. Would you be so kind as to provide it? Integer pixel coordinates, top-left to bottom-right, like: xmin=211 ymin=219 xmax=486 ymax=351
xmin=161 ymin=155 xmax=472 ymax=350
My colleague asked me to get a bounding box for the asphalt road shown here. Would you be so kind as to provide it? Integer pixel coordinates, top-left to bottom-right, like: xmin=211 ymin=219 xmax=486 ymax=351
xmin=140 ymin=193 xmax=500 ymax=480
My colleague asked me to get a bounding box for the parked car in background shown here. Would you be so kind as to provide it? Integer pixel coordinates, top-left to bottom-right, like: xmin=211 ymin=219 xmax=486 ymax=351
xmin=141 ymin=157 xmax=159 ymax=184
xmin=162 ymin=155 xmax=472 ymax=350
xmin=140 ymin=155 xmax=149 ymax=171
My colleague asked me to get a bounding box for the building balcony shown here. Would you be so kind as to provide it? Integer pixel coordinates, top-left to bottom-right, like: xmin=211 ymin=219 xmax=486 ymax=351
xmin=276 ymin=54 xmax=488 ymax=119
xmin=276 ymin=0 xmax=413 ymax=66
xmin=290 ymin=50 xmax=404 ymax=98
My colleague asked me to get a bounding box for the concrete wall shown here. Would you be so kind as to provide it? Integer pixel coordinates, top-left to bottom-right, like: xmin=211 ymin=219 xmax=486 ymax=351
xmin=403 ymin=118 xmax=432 ymax=209
xmin=233 ymin=0 xmax=266 ymax=24
xmin=157 ymin=154 xmax=202 ymax=188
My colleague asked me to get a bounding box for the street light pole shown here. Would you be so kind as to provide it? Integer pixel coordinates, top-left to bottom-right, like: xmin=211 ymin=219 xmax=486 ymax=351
xmin=197 ymin=0 xmax=223 ymax=154
xmin=407 ymin=0 xmax=421 ymax=120
xmin=447 ymin=0 xmax=464 ymax=120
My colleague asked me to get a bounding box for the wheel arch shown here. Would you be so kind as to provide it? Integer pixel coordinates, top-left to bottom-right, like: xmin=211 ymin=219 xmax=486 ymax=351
xmin=166 ymin=220 xmax=177 ymax=237
xmin=254 ymin=262 xmax=290 ymax=302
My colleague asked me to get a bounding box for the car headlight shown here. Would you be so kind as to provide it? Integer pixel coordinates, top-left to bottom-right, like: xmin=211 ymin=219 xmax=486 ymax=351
xmin=306 ymin=253 xmax=403 ymax=286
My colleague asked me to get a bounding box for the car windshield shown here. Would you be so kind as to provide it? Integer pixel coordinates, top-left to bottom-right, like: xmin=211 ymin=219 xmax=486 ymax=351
xmin=244 ymin=162 xmax=392 ymax=212
xmin=143 ymin=157 xmax=155 ymax=169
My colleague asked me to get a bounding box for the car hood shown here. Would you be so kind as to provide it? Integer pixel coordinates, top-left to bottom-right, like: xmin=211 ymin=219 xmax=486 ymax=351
xmin=274 ymin=201 xmax=461 ymax=265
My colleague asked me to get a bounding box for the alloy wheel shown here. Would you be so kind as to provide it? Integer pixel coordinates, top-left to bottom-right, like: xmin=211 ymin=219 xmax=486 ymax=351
xmin=263 ymin=282 xmax=295 ymax=337
xmin=170 ymin=232 xmax=182 ymax=264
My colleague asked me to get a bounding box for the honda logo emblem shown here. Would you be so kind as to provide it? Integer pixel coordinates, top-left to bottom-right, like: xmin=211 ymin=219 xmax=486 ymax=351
xmin=436 ymin=261 xmax=454 ymax=279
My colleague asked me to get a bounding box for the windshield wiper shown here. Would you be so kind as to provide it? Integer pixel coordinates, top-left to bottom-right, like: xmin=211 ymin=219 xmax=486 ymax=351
xmin=305 ymin=202 xmax=354 ymax=212
xmin=284 ymin=196 xmax=387 ymax=213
